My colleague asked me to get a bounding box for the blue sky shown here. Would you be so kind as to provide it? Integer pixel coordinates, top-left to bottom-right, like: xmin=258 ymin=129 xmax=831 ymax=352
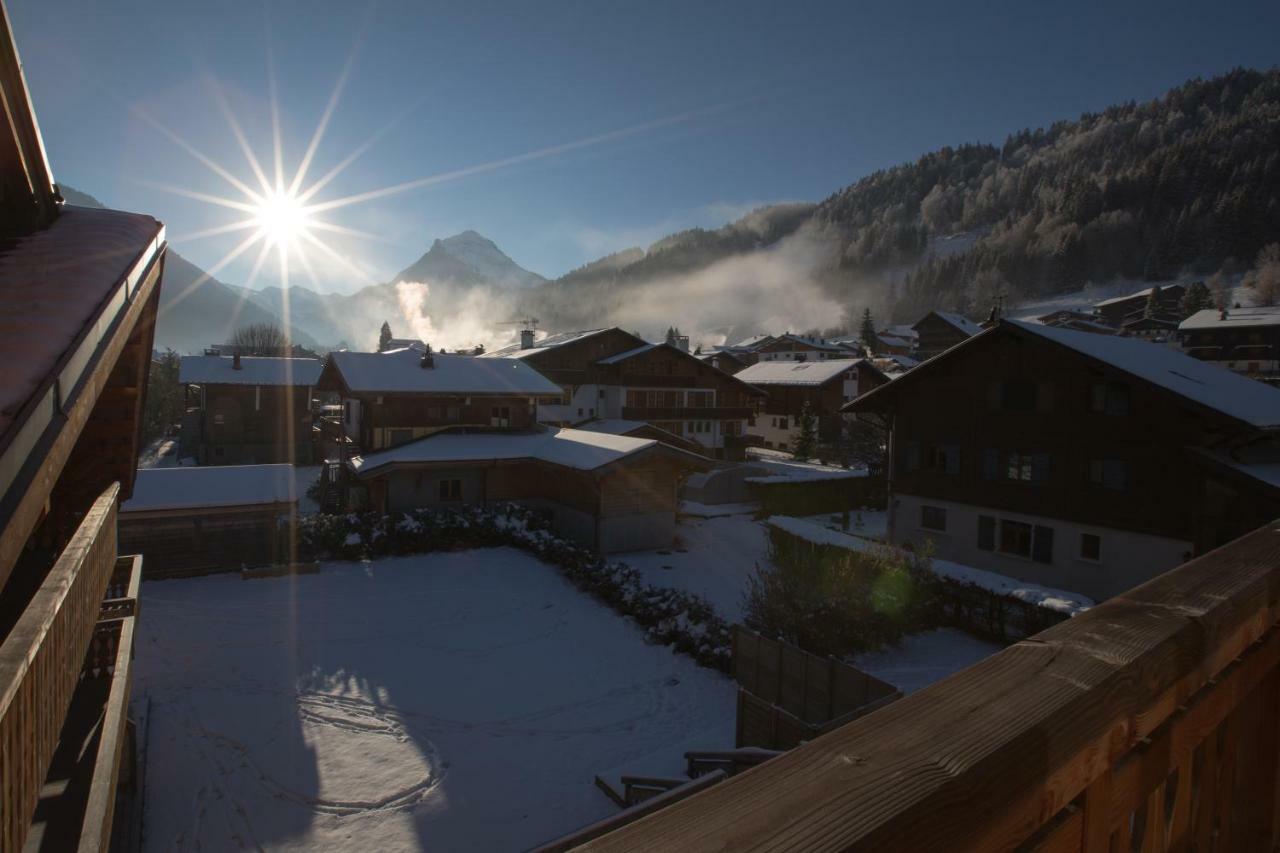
xmin=10 ymin=0 xmax=1280 ymax=292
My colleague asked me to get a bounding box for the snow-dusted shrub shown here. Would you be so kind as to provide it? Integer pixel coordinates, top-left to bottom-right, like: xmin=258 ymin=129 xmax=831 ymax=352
xmin=745 ymin=526 xmax=935 ymax=657
xmin=293 ymin=504 xmax=732 ymax=671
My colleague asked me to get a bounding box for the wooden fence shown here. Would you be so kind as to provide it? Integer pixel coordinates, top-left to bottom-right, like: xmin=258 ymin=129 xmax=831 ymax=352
xmin=0 ymin=483 xmax=120 ymax=853
xmin=576 ymin=519 xmax=1280 ymax=852
xmin=732 ymin=626 xmax=900 ymax=749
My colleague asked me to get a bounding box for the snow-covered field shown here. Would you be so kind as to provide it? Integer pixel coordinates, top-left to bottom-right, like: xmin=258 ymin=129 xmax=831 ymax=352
xmin=621 ymin=511 xmax=769 ymax=622
xmin=853 ymin=628 xmax=1002 ymax=694
xmin=135 ymin=548 xmax=736 ymax=852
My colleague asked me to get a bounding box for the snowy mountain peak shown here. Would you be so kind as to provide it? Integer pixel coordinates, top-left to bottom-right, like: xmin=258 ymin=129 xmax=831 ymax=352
xmin=397 ymin=230 xmax=545 ymax=289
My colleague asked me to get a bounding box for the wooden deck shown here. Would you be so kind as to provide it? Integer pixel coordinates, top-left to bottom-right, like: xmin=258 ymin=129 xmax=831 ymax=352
xmin=578 ymin=519 xmax=1280 ymax=852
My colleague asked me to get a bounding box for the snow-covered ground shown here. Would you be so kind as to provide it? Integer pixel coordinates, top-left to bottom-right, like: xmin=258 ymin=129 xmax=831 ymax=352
xmin=295 ymin=464 xmax=321 ymax=514
xmin=797 ymin=510 xmax=889 ymax=542
xmin=743 ymin=448 xmax=866 ymax=484
xmin=679 ymin=500 xmax=760 ymax=518
xmin=853 ymin=628 xmax=1002 ymax=694
xmin=135 ymin=548 xmax=735 ymax=852
xmin=138 ymin=437 xmax=190 ymax=469
xmin=621 ymin=512 xmax=769 ymax=622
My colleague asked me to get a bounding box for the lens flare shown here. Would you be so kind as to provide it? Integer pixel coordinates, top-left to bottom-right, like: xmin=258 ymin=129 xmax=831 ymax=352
xmin=253 ymin=191 xmax=311 ymax=247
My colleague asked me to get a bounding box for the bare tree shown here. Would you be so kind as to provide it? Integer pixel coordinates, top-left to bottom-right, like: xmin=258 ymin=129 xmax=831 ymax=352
xmin=229 ymin=323 xmax=291 ymax=356
xmin=1246 ymin=243 xmax=1280 ymax=307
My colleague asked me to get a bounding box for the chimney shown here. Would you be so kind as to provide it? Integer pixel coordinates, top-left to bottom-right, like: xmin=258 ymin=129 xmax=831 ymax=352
xmin=420 ymin=345 xmax=434 ymax=369
xmin=232 ymin=352 xmax=242 ymax=370
xmin=520 ymin=329 xmax=535 ymax=350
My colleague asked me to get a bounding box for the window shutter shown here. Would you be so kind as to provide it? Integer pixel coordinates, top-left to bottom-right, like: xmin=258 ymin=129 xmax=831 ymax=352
xmin=982 ymin=448 xmax=998 ymax=480
xmin=1033 ymin=526 xmax=1055 ymax=564
xmin=1032 ymin=453 xmax=1051 ymax=482
xmin=977 ymin=516 xmax=995 ymax=551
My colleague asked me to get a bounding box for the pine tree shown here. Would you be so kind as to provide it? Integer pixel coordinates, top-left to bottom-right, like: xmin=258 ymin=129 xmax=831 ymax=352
xmin=859 ymin=308 xmax=876 ymax=348
xmin=793 ymin=401 xmax=817 ymax=462
xmin=378 ymin=321 xmax=393 ymax=352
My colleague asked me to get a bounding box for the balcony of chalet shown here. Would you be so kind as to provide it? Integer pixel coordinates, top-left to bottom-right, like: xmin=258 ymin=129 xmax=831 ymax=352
xmin=619 ymin=406 xmax=754 ymax=421
xmin=0 ymin=484 xmax=141 ymax=853
xmin=542 ymin=518 xmax=1280 ymax=852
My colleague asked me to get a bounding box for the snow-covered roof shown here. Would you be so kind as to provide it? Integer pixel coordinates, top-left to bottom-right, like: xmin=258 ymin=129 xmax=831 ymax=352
xmin=1180 ymin=306 xmax=1280 ymax=331
xmin=123 ymin=464 xmax=297 ymax=512
xmin=327 ymin=348 xmax=561 ymax=395
xmin=480 ymin=328 xmax=613 ymax=359
xmin=880 ymin=325 xmax=919 ymax=341
xmin=1093 ymin=284 xmax=1184 ymax=308
xmin=926 ymin=311 xmax=983 ymax=333
xmin=573 ymin=418 xmax=650 ymax=436
xmin=350 ymin=427 xmax=708 ymax=476
xmin=758 ymin=333 xmax=846 ymax=352
xmin=597 ymin=343 xmax=660 ymax=364
xmin=180 ymin=355 xmax=324 ymax=387
xmin=735 ymin=358 xmax=867 ymax=386
xmin=1011 ymin=320 xmax=1280 ymax=428
xmin=874 ymin=334 xmax=914 ymax=349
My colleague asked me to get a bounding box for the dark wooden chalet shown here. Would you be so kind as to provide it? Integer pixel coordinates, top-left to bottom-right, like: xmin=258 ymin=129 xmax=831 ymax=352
xmin=734 ymin=358 xmax=887 ymax=451
xmin=751 ymin=333 xmax=850 ymax=362
xmin=1092 ymin=283 xmax=1187 ymax=327
xmin=697 ymin=348 xmax=750 ymax=375
xmin=1179 ymin=305 xmax=1280 ymax=379
xmin=846 ymin=318 xmax=1280 ymax=602
xmin=912 ymin=310 xmax=982 ymax=360
xmin=317 ymin=347 xmax=564 ymax=455
xmin=180 ymin=354 xmax=323 ymax=464
xmin=0 ymin=8 xmax=162 ymax=846
xmin=482 ymin=329 xmax=765 ymax=459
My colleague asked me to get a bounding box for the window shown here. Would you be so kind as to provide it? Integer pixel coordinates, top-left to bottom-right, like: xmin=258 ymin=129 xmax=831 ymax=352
xmin=1088 ymin=458 xmax=1127 ymax=490
xmin=998 ymin=519 xmax=1033 ymax=558
xmin=388 ymin=428 xmax=413 ymax=447
xmin=344 ymin=401 xmax=352 ymax=424
xmin=977 ymin=515 xmax=996 ymax=551
xmin=427 ymin=406 xmax=442 ymax=420
xmin=689 ymin=420 xmax=712 ymax=434
xmin=1032 ymin=525 xmax=1054 ymax=564
xmin=446 ymin=405 xmax=460 ymax=421
xmin=920 ymin=505 xmax=947 ymax=532
xmin=1090 ymin=381 xmax=1130 ymax=416
xmin=1081 ymin=533 xmax=1101 ymax=562
xmin=722 ymin=421 xmax=742 ymax=437
xmin=438 ymin=479 xmax=462 ymax=501
xmin=213 ymin=413 xmax=225 ymax=426
xmin=779 ymin=416 xmax=789 ymax=430
xmin=491 ymin=406 xmax=511 ymax=427
xmin=1000 ymin=379 xmax=1038 ymax=412
xmin=1006 ymin=452 xmax=1033 ymax=481
xmin=687 ymin=390 xmax=713 ymax=408
xmin=931 ymin=445 xmax=960 ymax=474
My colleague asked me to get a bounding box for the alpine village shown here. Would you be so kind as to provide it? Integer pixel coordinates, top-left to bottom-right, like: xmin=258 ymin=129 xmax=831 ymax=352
xmin=5 ymin=2 xmax=1280 ymax=851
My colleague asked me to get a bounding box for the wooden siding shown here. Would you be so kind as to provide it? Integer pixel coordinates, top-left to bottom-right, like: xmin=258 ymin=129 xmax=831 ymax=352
xmin=196 ymin=383 xmax=313 ymax=464
xmin=599 ymin=458 xmax=679 ymax=518
xmin=356 ymin=392 xmax=536 ymax=449
xmin=913 ymin=312 xmax=972 ymax=359
xmin=118 ymin=504 xmax=293 ymax=578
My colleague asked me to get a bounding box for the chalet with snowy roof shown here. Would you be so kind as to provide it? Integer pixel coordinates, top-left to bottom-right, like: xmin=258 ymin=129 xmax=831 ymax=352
xmin=752 ymin=333 xmax=849 ymax=362
xmin=317 ymin=346 xmax=563 ymax=455
xmin=573 ymin=418 xmax=706 ymax=456
xmin=735 ymin=358 xmax=887 ymax=452
xmin=347 ymin=427 xmax=712 ymax=552
xmin=912 ymin=311 xmax=982 ymax=360
xmin=1036 ymin=309 xmax=1118 ymax=335
xmin=869 ymin=325 xmax=917 ymax=357
xmin=0 ymin=18 xmax=163 ymax=847
xmin=697 ymin=348 xmax=750 ymax=375
xmin=180 ymin=354 xmax=323 ymax=464
xmin=1179 ymin=305 xmax=1280 ymax=378
xmin=481 ymin=328 xmax=764 ymax=459
xmin=846 ymin=319 xmax=1280 ymax=601
xmin=1092 ymin=283 xmax=1187 ymax=328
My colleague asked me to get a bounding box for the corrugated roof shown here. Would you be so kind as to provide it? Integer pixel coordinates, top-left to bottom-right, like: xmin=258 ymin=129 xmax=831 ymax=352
xmin=735 ymin=358 xmax=866 ymax=386
xmin=180 ymin=355 xmax=324 ymax=386
xmin=328 ymin=347 xmax=562 ymax=395
xmin=123 ymin=464 xmax=297 ymax=512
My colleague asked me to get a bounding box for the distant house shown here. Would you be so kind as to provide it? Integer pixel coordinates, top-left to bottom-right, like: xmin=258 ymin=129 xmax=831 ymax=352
xmin=912 ymin=311 xmax=982 ymax=360
xmin=347 ymin=427 xmax=712 ymax=552
xmin=482 ymin=328 xmax=764 ymax=459
xmin=846 ymin=319 xmax=1280 ymax=601
xmin=697 ymin=348 xmax=750 ymax=375
xmin=180 ymin=354 xmax=324 ymax=464
xmin=869 ymin=325 xmax=917 ymax=357
xmin=573 ymin=418 xmax=707 ymax=456
xmin=1179 ymin=305 xmax=1280 ymax=379
xmin=752 ymin=333 xmax=850 ymax=362
xmin=1037 ymin=310 xmax=1118 ymax=335
xmin=1092 ymin=284 xmax=1187 ymax=328
xmin=317 ymin=346 xmax=563 ymax=455
xmin=735 ymin=358 xmax=888 ymax=451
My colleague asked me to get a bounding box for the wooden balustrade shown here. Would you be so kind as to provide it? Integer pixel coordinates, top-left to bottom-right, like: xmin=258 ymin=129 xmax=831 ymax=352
xmin=580 ymin=518 xmax=1280 ymax=852
xmin=0 ymin=483 xmax=120 ymax=853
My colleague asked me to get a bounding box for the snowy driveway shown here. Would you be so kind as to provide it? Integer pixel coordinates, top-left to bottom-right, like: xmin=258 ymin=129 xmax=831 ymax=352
xmin=135 ymin=548 xmax=735 ymax=852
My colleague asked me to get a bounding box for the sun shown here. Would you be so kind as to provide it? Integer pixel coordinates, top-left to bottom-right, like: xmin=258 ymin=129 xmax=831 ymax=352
xmin=253 ymin=190 xmax=312 ymax=247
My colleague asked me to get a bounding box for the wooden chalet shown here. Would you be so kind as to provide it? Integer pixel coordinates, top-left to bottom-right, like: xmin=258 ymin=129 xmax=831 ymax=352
xmin=179 ymin=354 xmax=322 ymax=464
xmin=0 ymin=7 xmax=162 ymax=847
xmin=482 ymin=328 xmax=765 ymax=459
xmin=751 ymin=333 xmax=850 ymax=362
xmin=1180 ymin=305 xmax=1280 ymax=379
xmin=696 ymin=348 xmax=750 ymax=375
xmin=1092 ymin=283 xmax=1187 ymax=328
xmin=734 ymin=358 xmax=887 ymax=452
xmin=347 ymin=427 xmax=712 ymax=552
xmin=316 ymin=346 xmax=563 ymax=455
xmin=845 ymin=318 xmax=1280 ymax=602
xmin=911 ymin=310 xmax=982 ymax=360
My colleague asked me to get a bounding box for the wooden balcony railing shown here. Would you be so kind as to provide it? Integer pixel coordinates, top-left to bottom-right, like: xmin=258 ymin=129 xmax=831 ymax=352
xmin=0 ymin=483 xmax=120 ymax=853
xmin=579 ymin=519 xmax=1280 ymax=852
xmin=620 ymin=406 xmax=753 ymax=421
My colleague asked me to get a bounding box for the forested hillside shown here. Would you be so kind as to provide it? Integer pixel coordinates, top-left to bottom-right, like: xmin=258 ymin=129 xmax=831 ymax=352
xmin=527 ymin=67 xmax=1280 ymax=330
